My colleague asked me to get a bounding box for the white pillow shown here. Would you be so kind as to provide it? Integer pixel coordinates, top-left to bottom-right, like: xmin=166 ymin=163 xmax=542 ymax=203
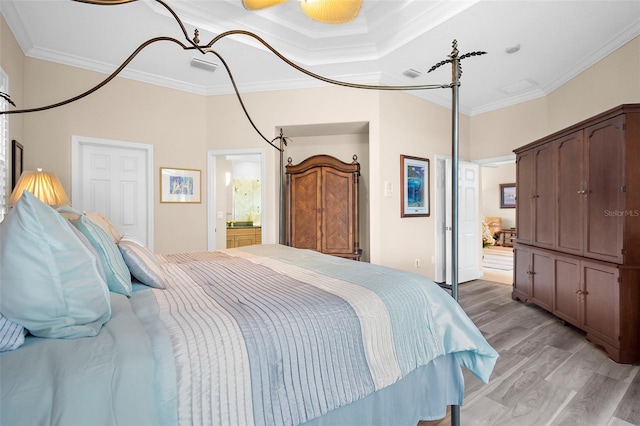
xmin=84 ymin=211 xmax=123 ymax=243
xmin=0 ymin=190 xmax=111 ymax=339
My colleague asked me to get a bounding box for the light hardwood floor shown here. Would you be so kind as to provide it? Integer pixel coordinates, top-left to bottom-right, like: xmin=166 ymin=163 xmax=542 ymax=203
xmin=420 ymin=280 xmax=640 ymax=426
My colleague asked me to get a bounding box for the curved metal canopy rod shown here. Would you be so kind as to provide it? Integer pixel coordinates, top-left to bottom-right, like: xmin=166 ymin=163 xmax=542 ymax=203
xmin=0 ymin=0 xmax=484 ymax=151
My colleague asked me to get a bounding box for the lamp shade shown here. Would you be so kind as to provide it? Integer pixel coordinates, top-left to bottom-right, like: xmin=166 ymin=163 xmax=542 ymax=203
xmin=9 ymin=169 xmax=70 ymax=207
xmin=300 ymin=0 xmax=361 ymax=23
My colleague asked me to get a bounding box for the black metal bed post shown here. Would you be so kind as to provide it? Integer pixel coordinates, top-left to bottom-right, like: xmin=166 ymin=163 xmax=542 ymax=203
xmin=450 ymin=40 xmax=461 ymax=426
xmin=450 ymin=41 xmax=460 ymax=304
xmin=278 ymin=128 xmax=287 ymax=245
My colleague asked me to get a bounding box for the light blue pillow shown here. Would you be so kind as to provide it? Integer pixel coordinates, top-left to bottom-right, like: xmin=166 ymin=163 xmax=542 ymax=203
xmin=0 ymin=190 xmax=111 ymax=339
xmin=71 ymin=215 xmax=132 ymax=297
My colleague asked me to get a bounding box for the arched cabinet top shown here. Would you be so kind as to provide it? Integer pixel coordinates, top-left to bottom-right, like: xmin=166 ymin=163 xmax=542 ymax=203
xmin=286 ymin=154 xmax=360 ymax=175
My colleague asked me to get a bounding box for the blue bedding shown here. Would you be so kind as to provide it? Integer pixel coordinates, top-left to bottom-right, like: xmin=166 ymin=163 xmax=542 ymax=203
xmin=0 ymin=293 xmax=160 ymax=425
xmin=0 ymin=244 xmax=498 ymax=426
xmin=154 ymin=245 xmax=498 ymax=425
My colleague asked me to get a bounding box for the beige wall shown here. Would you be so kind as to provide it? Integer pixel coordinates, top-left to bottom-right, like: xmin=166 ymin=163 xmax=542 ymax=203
xmin=2 ymin=14 xmax=639 ymax=279
xmin=20 ymin=58 xmax=209 ymax=254
xmin=546 ymin=37 xmax=640 ymax=133
xmin=376 ymin=91 xmax=469 ymax=277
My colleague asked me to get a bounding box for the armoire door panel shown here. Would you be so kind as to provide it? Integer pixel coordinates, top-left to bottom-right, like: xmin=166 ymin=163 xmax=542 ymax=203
xmin=582 ymin=261 xmax=620 ymax=348
xmin=516 ymin=151 xmax=534 ymax=245
xmin=533 ymin=143 xmax=556 ymax=249
xmin=584 ymin=116 xmax=625 ymax=263
xmin=322 ymin=169 xmax=353 ymax=253
xmin=553 ymin=255 xmax=581 ymax=327
xmin=556 ymin=131 xmax=584 ymax=255
xmin=531 ymin=249 xmax=553 ymax=310
xmin=289 ymin=169 xmax=322 ymax=251
xmin=512 ymin=244 xmax=531 ymax=301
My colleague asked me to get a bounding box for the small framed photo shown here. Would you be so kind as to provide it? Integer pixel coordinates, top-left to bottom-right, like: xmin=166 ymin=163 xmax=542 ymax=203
xmin=500 ymin=183 xmax=516 ymax=208
xmin=400 ymin=155 xmax=430 ymax=217
xmin=160 ymin=167 xmax=201 ymax=203
xmin=11 ymin=140 xmax=23 ymax=190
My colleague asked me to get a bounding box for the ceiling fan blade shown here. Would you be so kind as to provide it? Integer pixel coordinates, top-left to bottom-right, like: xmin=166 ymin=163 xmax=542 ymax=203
xmin=300 ymin=0 xmax=362 ymax=23
xmin=242 ymin=0 xmax=288 ymax=11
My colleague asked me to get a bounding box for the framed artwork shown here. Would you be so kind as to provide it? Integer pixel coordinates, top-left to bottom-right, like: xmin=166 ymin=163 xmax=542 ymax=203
xmin=11 ymin=139 xmax=23 ymax=190
xmin=160 ymin=167 xmax=201 ymax=203
xmin=400 ymin=155 xmax=430 ymax=217
xmin=500 ymin=183 xmax=516 ymax=208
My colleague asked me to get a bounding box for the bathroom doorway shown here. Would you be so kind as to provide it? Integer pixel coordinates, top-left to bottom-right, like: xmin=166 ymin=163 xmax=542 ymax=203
xmin=207 ymin=148 xmax=265 ymax=251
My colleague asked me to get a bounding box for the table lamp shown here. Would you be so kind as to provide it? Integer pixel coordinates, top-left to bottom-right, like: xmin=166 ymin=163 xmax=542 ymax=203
xmin=8 ymin=168 xmax=70 ymax=207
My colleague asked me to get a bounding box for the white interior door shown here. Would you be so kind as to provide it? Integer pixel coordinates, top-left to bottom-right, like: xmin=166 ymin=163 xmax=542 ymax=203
xmin=72 ymin=136 xmax=154 ymax=248
xmin=438 ymin=157 xmax=481 ymax=284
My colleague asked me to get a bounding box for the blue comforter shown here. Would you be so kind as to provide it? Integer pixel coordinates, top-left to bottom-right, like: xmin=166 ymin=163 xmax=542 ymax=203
xmin=0 ymin=244 xmax=498 ymax=426
xmin=155 ymin=245 xmax=498 ymax=425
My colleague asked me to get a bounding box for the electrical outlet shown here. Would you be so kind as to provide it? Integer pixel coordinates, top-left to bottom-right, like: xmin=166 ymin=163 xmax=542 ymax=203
xmin=415 ymin=259 xmax=420 ymax=268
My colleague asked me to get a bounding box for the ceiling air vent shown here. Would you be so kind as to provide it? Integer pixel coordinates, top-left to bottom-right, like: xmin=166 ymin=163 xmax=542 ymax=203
xmin=403 ymin=68 xmax=421 ymax=79
xmin=190 ymin=57 xmax=218 ymax=72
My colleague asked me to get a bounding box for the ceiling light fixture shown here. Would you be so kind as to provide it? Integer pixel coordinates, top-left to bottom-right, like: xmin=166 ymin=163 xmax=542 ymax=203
xmin=242 ymin=0 xmax=362 ymax=24
xmin=190 ymin=57 xmax=218 ymax=72
xmin=403 ymin=69 xmax=422 ymax=79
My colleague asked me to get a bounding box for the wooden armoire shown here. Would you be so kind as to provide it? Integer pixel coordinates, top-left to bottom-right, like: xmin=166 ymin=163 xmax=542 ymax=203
xmin=513 ymin=104 xmax=640 ymax=363
xmin=285 ymin=154 xmax=362 ymax=261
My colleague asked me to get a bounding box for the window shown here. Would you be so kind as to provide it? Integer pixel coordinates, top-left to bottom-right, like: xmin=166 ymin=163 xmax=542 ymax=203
xmin=0 ymin=68 xmax=9 ymax=221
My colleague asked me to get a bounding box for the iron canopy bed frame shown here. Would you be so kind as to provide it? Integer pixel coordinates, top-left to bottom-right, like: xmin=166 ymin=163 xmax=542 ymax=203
xmin=0 ymin=1 xmax=487 ymax=424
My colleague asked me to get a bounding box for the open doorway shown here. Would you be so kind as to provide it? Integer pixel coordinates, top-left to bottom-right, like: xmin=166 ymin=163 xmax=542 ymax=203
xmin=207 ymin=148 xmax=266 ymax=251
xmin=477 ymin=155 xmax=516 ymax=284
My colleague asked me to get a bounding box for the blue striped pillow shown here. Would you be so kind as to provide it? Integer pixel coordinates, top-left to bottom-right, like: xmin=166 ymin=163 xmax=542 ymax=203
xmin=0 ymin=314 xmax=26 ymax=352
xmin=118 ymin=234 xmax=167 ymax=289
xmin=71 ymin=215 xmax=132 ymax=297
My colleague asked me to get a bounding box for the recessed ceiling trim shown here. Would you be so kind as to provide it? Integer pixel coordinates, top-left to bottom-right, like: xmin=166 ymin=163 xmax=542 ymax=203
xmin=543 ymin=19 xmax=640 ymax=97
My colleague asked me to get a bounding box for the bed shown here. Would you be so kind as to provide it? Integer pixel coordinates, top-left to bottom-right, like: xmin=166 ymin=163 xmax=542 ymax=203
xmin=0 ymin=190 xmax=498 ymax=426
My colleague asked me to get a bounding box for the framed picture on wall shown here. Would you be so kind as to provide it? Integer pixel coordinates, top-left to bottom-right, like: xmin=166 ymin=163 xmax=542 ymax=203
xmin=160 ymin=167 xmax=201 ymax=203
xmin=500 ymin=182 xmax=516 ymax=208
xmin=11 ymin=140 xmax=23 ymax=190
xmin=400 ymin=154 xmax=430 ymax=217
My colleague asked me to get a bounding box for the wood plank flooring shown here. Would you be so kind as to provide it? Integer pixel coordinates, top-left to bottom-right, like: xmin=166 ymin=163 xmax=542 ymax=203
xmin=420 ymin=280 xmax=640 ymax=426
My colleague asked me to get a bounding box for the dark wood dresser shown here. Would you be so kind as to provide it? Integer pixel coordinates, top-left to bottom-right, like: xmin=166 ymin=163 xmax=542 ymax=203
xmin=513 ymin=104 xmax=640 ymax=364
xmin=285 ymin=154 xmax=362 ymax=261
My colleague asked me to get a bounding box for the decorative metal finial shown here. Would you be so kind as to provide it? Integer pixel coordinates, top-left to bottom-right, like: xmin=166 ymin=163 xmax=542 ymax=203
xmin=450 ymin=39 xmax=459 ymax=60
xmin=427 ymin=39 xmax=487 ymax=80
xmin=193 ymin=29 xmax=200 ymax=45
